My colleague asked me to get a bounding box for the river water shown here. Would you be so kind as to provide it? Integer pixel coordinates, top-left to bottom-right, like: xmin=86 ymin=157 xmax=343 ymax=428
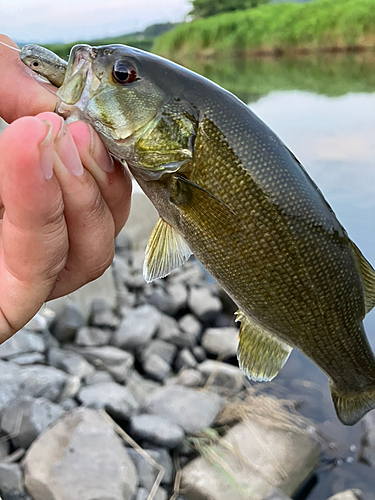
xmin=180 ymin=53 xmax=375 ymax=499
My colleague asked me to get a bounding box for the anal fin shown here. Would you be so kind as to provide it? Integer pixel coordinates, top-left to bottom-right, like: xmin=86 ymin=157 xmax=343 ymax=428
xmin=235 ymin=310 xmax=292 ymax=382
xmin=143 ymin=218 xmax=192 ymax=283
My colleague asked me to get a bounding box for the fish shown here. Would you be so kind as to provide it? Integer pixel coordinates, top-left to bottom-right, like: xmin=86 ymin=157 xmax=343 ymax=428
xmin=23 ymin=43 xmax=375 ymax=426
xmin=19 ymin=44 xmax=67 ymax=88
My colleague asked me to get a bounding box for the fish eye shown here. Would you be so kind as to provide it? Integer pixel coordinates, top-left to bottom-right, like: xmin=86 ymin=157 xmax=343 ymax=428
xmin=112 ymin=60 xmax=137 ymax=85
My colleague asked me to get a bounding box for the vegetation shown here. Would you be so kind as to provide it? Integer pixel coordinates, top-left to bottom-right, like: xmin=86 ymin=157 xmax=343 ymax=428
xmin=153 ymin=0 xmax=375 ymax=58
xmin=44 ymin=23 xmax=176 ymax=60
xmin=189 ymin=0 xmax=270 ymax=19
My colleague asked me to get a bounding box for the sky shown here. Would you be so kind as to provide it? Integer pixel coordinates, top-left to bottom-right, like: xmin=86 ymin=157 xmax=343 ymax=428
xmin=0 ymin=0 xmax=191 ymax=44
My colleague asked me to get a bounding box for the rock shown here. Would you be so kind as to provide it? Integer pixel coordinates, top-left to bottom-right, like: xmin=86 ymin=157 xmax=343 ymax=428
xmin=130 ymin=414 xmax=185 ymax=449
xmin=75 ymin=326 xmax=112 ymax=347
xmin=147 ymin=287 xmax=179 ymax=315
xmin=84 ymin=369 xmax=114 ymax=386
xmin=0 ymin=329 xmax=45 ymax=359
xmin=127 ymin=448 xmax=158 ymax=491
xmin=126 ymin=371 xmax=161 ymax=406
xmin=9 ymin=353 xmax=45 ymax=365
xmin=76 ymin=346 xmax=134 ymax=383
xmin=179 ymin=315 xmax=202 ymax=346
xmin=144 ymin=386 xmax=224 ymax=434
xmin=359 ymin=411 xmax=375 ymax=466
xmin=169 ymin=262 xmax=205 ymax=286
xmin=24 ymin=312 xmax=49 ymax=332
xmin=146 ymin=446 xmax=174 ymax=485
xmin=48 ymin=347 xmax=95 ymax=380
xmin=167 ymin=281 xmax=188 ymax=308
xmin=157 ymin=315 xmax=190 ymax=348
xmin=198 ymin=360 xmax=245 ymax=393
xmin=59 ymin=375 xmax=81 ymax=400
xmin=0 ymin=464 xmax=24 ymax=497
xmin=175 ymin=349 xmax=197 ymax=372
xmin=176 ymin=369 xmax=205 ymax=388
xmin=112 ymin=254 xmax=131 ymax=283
xmin=60 ymin=398 xmax=78 ymax=411
xmin=327 ymin=490 xmax=363 ymax=500
xmin=37 ymin=307 xmax=57 ymax=329
xmin=1 ymin=396 xmax=63 ymax=449
xmin=0 ymin=361 xmax=67 ymax=411
xmin=143 ymin=355 xmax=171 ymax=382
xmin=141 ymin=340 xmax=177 ymax=366
xmin=181 ymin=417 xmax=320 ymax=500
xmin=0 ymin=432 xmax=11 ymax=461
xmin=50 ymin=302 xmax=86 ymax=342
xmin=265 ymin=489 xmax=293 ymax=500
xmin=78 ymin=382 xmax=139 ymax=419
xmin=112 ymin=305 xmax=161 ymax=350
xmin=89 ymin=299 xmax=120 ymax=329
xmin=201 ymin=327 xmax=239 ymax=359
xmin=188 ymin=287 xmax=222 ymax=322
xmin=136 ymin=487 xmax=168 ymax=500
xmin=24 ymin=408 xmax=138 ymax=500
xmin=192 ymin=346 xmax=206 ymax=363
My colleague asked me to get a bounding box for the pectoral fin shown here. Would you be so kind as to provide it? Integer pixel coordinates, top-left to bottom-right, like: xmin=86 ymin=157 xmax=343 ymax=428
xmin=349 ymin=241 xmax=375 ymax=315
xmin=143 ymin=218 xmax=192 ymax=283
xmin=235 ymin=310 xmax=293 ymax=382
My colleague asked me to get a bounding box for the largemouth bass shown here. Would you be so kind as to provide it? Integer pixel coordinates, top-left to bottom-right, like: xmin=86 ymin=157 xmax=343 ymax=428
xmin=22 ymin=44 xmax=375 ymax=426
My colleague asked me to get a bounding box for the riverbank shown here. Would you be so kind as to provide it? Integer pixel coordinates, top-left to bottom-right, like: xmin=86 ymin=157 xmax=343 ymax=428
xmin=153 ymin=0 xmax=375 ymax=59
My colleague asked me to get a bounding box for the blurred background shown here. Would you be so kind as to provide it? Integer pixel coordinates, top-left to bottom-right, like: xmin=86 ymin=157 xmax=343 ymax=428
xmin=1 ymin=1 xmax=375 ymax=500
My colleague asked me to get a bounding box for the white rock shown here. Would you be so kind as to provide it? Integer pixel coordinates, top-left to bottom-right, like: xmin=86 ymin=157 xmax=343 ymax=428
xmin=181 ymin=416 xmax=320 ymax=500
xmin=24 ymin=408 xmax=138 ymax=500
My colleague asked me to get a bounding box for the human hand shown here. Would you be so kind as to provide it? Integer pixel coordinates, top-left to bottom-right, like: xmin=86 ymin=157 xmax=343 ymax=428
xmin=0 ymin=36 xmax=132 ymax=342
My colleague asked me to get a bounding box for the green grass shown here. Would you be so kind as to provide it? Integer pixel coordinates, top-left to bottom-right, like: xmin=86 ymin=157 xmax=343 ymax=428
xmin=153 ymin=0 xmax=375 ymax=58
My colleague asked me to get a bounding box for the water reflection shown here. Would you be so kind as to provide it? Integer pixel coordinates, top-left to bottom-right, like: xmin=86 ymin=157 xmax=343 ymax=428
xmin=183 ymin=54 xmax=375 ymax=499
xmin=181 ymin=53 xmax=375 ymax=103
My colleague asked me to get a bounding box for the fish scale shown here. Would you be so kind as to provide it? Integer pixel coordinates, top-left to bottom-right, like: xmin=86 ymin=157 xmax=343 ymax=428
xmin=20 ymin=42 xmax=375 ymax=425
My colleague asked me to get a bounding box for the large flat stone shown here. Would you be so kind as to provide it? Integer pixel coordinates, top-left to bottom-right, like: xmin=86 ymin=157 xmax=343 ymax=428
xmin=1 ymin=396 xmax=63 ymax=449
xmin=112 ymin=305 xmax=161 ymax=350
xmin=0 ymin=361 xmax=67 ymax=412
xmin=76 ymin=345 xmax=134 ymax=383
xmin=78 ymin=382 xmax=139 ymax=419
xmin=181 ymin=416 xmax=320 ymax=500
xmin=144 ymin=386 xmax=224 ymax=434
xmin=24 ymin=408 xmax=138 ymax=500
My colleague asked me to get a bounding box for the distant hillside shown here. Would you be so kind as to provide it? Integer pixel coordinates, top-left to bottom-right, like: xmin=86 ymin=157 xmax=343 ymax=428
xmin=44 ymin=23 xmax=177 ymax=60
xmin=153 ymin=0 xmax=375 ymax=58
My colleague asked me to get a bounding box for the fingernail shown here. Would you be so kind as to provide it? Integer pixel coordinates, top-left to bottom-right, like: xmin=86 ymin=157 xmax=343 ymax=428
xmin=88 ymin=124 xmax=114 ymax=173
xmin=55 ymin=119 xmax=84 ymax=176
xmin=39 ymin=120 xmax=54 ymax=179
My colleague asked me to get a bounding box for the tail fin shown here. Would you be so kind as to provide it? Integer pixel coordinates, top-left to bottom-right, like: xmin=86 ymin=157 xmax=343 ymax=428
xmin=331 ymin=385 xmax=375 ymax=425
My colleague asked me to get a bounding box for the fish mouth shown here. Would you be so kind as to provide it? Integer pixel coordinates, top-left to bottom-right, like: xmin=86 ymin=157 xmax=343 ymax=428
xmin=56 ymin=45 xmax=100 ymax=122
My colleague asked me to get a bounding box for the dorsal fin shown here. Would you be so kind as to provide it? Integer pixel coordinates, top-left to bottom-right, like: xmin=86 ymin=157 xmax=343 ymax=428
xmin=143 ymin=218 xmax=192 ymax=283
xmin=349 ymin=241 xmax=375 ymax=315
xmin=235 ymin=310 xmax=293 ymax=382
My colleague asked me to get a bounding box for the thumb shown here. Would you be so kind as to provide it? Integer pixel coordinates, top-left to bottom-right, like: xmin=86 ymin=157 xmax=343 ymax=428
xmin=0 ymin=116 xmax=68 ymax=341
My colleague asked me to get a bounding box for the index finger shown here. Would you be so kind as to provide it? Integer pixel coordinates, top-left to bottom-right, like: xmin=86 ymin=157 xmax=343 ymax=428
xmin=0 ymin=35 xmax=57 ymax=123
